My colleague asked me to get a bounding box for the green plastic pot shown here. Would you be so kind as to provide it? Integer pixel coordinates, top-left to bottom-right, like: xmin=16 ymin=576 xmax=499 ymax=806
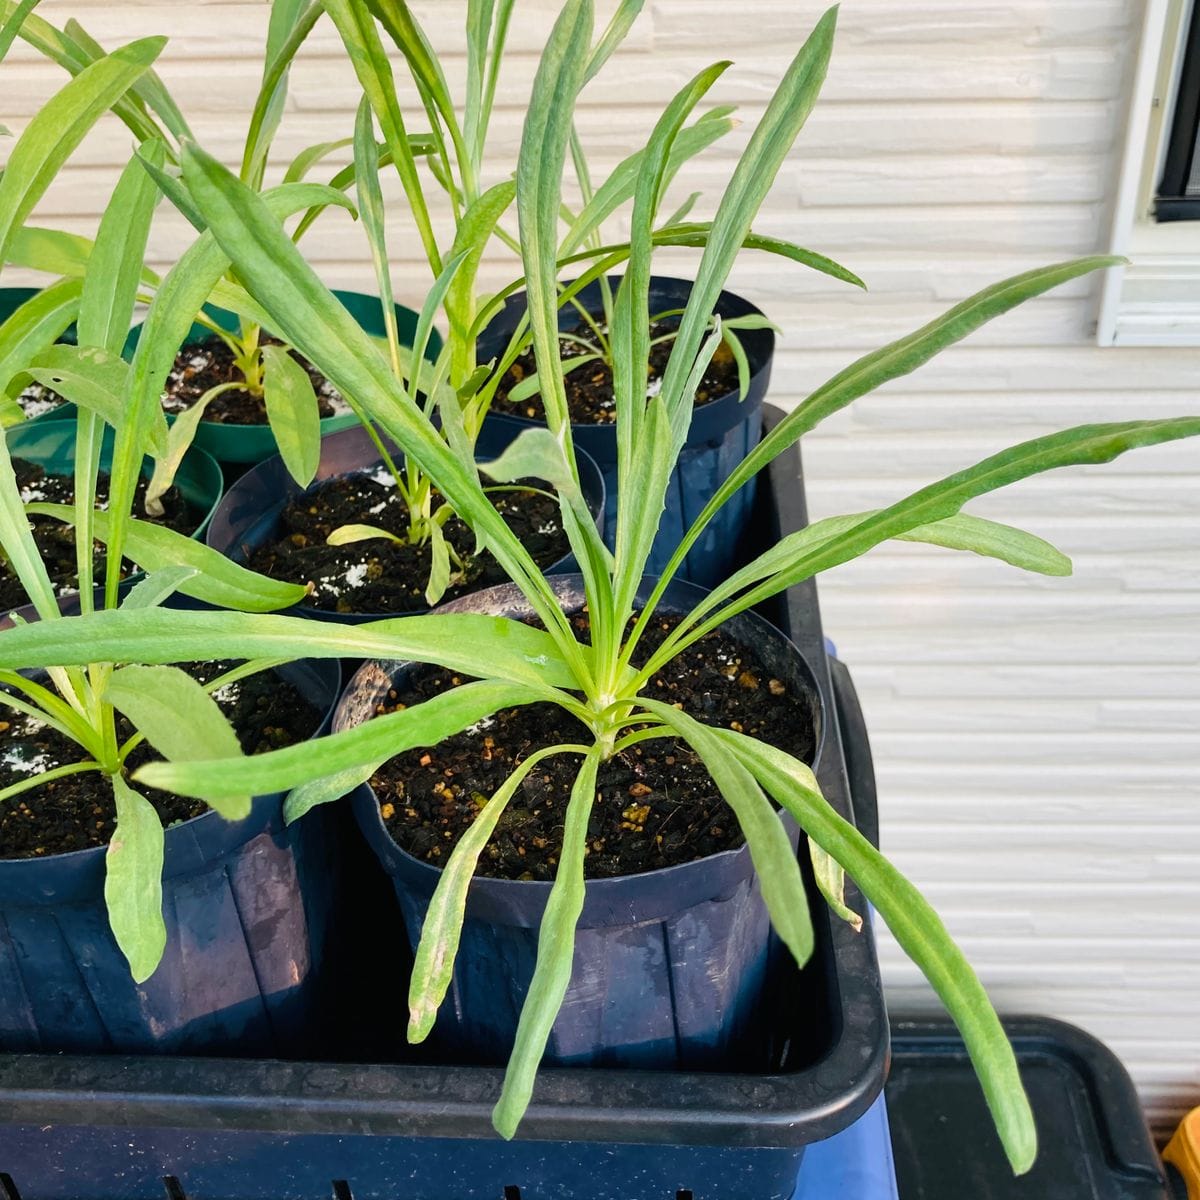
xmin=125 ymin=289 xmax=441 ymax=467
xmin=5 ymin=418 xmax=223 ymax=565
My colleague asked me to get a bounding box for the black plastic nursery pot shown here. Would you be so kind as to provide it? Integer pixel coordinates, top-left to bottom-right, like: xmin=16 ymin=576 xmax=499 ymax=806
xmin=125 ymin=289 xmax=442 ymax=468
xmin=479 ymin=275 xmax=774 ymax=590
xmin=205 ymin=421 xmax=606 ymax=624
xmin=0 ymin=658 xmax=343 ymax=1060
xmin=0 ymin=408 xmax=888 ymax=1200
xmin=344 ymin=574 xmax=823 ymax=1072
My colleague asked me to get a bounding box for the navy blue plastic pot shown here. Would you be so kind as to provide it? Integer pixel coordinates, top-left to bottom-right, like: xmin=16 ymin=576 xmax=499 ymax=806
xmin=0 ymin=659 xmax=342 ymax=1058
xmin=341 ymin=574 xmax=823 ymax=1069
xmin=126 ymin=290 xmax=442 ymax=468
xmin=479 ymin=276 xmax=774 ymax=588
xmin=204 ymin=422 xmax=606 ymax=624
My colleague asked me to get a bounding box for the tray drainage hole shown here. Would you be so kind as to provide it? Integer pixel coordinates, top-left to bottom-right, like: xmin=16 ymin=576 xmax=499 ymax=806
xmin=503 ymin=1188 xmax=522 ymax=1200
xmin=676 ymin=1192 xmax=694 ymax=1200
xmin=162 ymin=1178 xmax=188 ymax=1200
xmin=0 ymin=1173 xmax=23 ymax=1200
xmin=332 ymin=1184 xmax=354 ymax=1200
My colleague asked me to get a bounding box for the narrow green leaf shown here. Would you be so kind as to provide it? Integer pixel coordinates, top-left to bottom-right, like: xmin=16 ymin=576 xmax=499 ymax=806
xmin=896 ymin=513 xmax=1072 ymax=575
xmin=640 ymin=698 xmax=815 ymax=967
xmin=262 ymin=344 xmax=321 ymax=486
xmin=657 ymin=9 xmax=835 ymax=433
xmin=241 ymin=0 xmax=323 ymax=188
xmin=0 ymin=276 xmax=82 ymax=395
xmin=0 ymin=5 xmax=166 ymax=146
xmin=62 ymin=16 xmax=190 ymax=144
xmin=515 ymin=0 xmax=593 ymax=438
xmin=78 ymin=139 xmax=164 ymax=354
xmin=24 ymin=344 xmax=146 ymax=439
xmin=424 ymin=515 xmax=452 ymax=606
xmin=145 ymin=381 xmax=240 ymax=515
xmin=444 ymin=180 xmax=516 ymax=377
xmin=582 ymin=0 xmax=643 ymax=83
xmin=135 ymin=144 xmax=205 ymax=232
xmin=0 ymin=594 xmax=586 ymax=693
xmin=0 ymin=420 xmax=57 ymax=618
xmin=493 ymin=746 xmax=601 ymax=1139
xmin=657 ymin=419 xmax=1200 ymax=666
xmin=283 ymin=136 xmax=354 ymax=184
xmin=323 ymin=0 xmax=442 ymax=273
xmin=502 ymin=353 xmax=594 ymax=405
xmin=409 ymin=743 xmax=584 ymax=1043
xmin=353 ymin=95 xmax=402 ymax=376
xmin=0 ymin=0 xmax=40 ymax=63
xmin=5 ymin=226 xmax=106 ymax=280
xmin=677 ymin=510 xmax=1074 ymax=652
xmin=810 ymin=843 xmax=862 ymax=932
xmin=133 ymin=679 xmax=543 ymax=804
xmin=325 ymin=522 xmax=399 ymax=546
xmin=104 ymin=664 xmax=249 ymax=819
xmin=722 ymin=728 xmax=1036 ymax=1174
xmin=27 ymin=503 xmax=309 ymax=612
xmin=284 ymin=759 xmax=383 ymax=824
xmin=120 ymin=565 xmax=199 ymax=610
xmin=654 ymin=256 xmax=1123 ymax=595
xmin=0 ymin=35 xmax=166 ymax=266
xmin=105 ymin=774 xmax=167 ymax=984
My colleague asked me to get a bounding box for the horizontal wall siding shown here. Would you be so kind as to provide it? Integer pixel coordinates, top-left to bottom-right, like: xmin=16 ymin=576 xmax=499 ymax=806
xmin=5 ymin=0 xmax=1200 ymax=1138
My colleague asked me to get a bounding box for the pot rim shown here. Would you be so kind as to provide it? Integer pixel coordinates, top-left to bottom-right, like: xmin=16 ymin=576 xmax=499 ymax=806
xmin=478 ymin=274 xmax=775 ymax=443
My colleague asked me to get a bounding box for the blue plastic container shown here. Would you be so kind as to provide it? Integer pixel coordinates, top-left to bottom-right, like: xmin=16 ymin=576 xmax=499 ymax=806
xmin=341 ymin=574 xmax=823 ymax=1070
xmin=204 ymin=422 xmax=605 ymax=624
xmin=478 ymin=276 xmax=774 ymax=588
xmin=0 ymin=659 xmax=342 ymax=1058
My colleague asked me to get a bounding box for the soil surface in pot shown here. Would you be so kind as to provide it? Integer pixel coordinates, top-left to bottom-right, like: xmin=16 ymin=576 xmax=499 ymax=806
xmin=490 ymin=318 xmax=740 ymax=425
xmin=370 ymin=613 xmax=815 ymax=880
xmin=161 ymin=334 xmax=348 ymax=425
xmin=15 ymin=381 xmax=67 ymax=420
xmin=245 ymin=467 xmax=570 ymax=615
xmin=0 ymin=460 xmax=201 ymax=612
xmin=0 ymin=663 xmax=322 ymax=859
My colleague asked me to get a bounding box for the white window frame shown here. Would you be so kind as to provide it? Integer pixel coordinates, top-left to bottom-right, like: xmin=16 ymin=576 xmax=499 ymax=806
xmin=1098 ymin=0 xmax=1200 ymax=346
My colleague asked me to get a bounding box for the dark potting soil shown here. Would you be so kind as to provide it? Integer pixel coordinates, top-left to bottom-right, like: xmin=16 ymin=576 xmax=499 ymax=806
xmin=245 ymin=467 xmax=570 ymax=615
xmin=16 ymin=381 xmax=67 ymax=420
xmin=490 ymin=318 xmax=741 ymax=425
xmin=161 ymin=334 xmax=347 ymax=425
xmin=0 ymin=460 xmax=201 ymax=612
xmin=370 ymin=613 xmax=816 ymax=880
xmin=0 ymin=663 xmax=322 ymax=859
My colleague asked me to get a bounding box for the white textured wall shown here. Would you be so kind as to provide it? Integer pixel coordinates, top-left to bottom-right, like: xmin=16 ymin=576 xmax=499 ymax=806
xmin=6 ymin=0 xmax=1200 ymax=1136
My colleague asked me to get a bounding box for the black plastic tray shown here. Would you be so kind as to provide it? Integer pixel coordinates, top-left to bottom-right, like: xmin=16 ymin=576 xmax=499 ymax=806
xmin=0 ymin=408 xmax=889 ymax=1200
xmin=887 ymin=1017 xmax=1180 ymax=1200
